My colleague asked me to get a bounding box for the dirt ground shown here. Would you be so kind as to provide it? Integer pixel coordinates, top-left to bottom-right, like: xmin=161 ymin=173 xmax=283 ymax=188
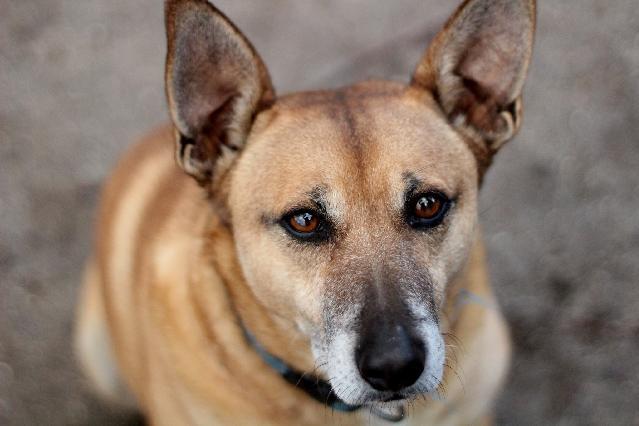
xmin=1 ymin=1 xmax=638 ymax=424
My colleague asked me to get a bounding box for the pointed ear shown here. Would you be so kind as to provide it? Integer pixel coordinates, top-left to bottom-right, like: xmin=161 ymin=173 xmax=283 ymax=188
xmin=412 ymin=0 xmax=535 ymax=156
xmin=165 ymin=0 xmax=274 ymax=184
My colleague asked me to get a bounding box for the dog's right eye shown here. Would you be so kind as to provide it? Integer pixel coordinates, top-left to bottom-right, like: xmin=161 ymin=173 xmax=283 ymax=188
xmin=281 ymin=210 xmax=328 ymax=242
xmin=289 ymin=212 xmax=319 ymax=234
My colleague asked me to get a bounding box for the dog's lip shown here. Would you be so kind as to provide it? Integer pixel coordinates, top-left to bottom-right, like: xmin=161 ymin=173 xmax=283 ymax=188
xmin=380 ymin=393 xmax=405 ymax=402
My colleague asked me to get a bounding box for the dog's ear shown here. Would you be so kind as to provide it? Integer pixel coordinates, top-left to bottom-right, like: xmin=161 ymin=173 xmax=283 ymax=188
xmin=412 ymin=0 xmax=535 ymax=159
xmin=165 ymin=0 xmax=274 ymax=184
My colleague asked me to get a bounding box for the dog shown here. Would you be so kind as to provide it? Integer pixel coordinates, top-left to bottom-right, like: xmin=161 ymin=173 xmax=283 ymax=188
xmin=75 ymin=0 xmax=536 ymax=424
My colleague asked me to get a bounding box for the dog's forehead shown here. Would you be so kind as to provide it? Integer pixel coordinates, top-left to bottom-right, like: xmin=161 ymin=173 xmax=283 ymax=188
xmin=237 ymin=81 xmax=476 ymax=210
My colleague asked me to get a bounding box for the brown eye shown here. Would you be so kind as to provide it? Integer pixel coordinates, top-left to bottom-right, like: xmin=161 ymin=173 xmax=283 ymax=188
xmin=289 ymin=212 xmax=319 ymax=234
xmin=281 ymin=209 xmax=330 ymax=242
xmin=407 ymin=192 xmax=451 ymax=229
xmin=414 ymin=195 xmax=442 ymax=219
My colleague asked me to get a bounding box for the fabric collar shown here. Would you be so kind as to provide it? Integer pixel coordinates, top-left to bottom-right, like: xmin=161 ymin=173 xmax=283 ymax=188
xmin=242 ymin=327 xmax=362 ymax=413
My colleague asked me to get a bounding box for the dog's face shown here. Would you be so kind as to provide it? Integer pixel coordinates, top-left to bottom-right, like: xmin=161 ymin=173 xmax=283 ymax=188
xmin=229 ymin=87 xmax=478 ymax=402
xmin=165 ymin=0 xmax=535 ymax=405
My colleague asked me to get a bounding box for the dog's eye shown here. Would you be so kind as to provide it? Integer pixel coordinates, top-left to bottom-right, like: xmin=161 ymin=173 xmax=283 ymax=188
xmin=407 ymin=192 xmax=451 ymax=229
xmin=280 ymin=209 xmax=329 ymax=242
xmin=415 ymin=195 xmax=443 ymax=219
xmin=289 ymin=212 xmax=319 ymax=234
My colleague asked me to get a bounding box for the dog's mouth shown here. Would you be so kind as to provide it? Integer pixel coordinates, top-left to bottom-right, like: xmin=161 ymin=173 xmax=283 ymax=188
xmin=360 ymin=387 xmax=430 ymax=405
xmin=381 ymin=393 xmax=405 ymax=402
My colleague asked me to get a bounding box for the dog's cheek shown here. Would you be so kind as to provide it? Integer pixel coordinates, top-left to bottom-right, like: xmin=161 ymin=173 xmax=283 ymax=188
xmin=433 ymin=191 xmax=479 ymax=292
xmin=234 ymin=230 xmax=326 ymax=328
xmin=291 ymin=272 xmax=327 ymax=329
xmin=234 ymin=235 xmax=291 ymax=313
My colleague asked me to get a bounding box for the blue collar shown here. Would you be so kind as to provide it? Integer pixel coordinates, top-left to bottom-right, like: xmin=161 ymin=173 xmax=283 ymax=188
xmin=242 ymin=326 xmax=362 ymax=413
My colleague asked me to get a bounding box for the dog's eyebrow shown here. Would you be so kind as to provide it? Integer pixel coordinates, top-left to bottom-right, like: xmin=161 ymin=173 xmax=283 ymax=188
xmin=403 ymin=172 xmax=422 ymax=198
xmin=260 ymin=185 xmax=330 ymax=226
xmin=402 ymin=172 xmax=455 ymax=199
xmin=402 ymin=172 xmax=459 ymax=199
xmin=285 ymin=185 xmax=330 ymax=215
xmin=308 ymin=185 xmax=329 ymax=212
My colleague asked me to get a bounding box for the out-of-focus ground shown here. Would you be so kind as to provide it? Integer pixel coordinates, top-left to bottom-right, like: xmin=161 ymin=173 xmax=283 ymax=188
xmin=1 ymin=1 xmax=638 ymax=424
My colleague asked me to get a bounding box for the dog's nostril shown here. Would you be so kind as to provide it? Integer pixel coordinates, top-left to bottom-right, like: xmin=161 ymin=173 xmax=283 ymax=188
xmin=356 ymin=327 xmax=426 ymax=392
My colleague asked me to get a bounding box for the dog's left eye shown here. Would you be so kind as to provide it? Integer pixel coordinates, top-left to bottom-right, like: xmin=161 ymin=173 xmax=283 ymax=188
xmin=407 ymin=192 xmax=451 ymax=229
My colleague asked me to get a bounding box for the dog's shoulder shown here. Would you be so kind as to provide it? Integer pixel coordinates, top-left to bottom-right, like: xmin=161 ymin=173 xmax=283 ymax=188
xmin=93 ymin=123 xmax=205 ymax=287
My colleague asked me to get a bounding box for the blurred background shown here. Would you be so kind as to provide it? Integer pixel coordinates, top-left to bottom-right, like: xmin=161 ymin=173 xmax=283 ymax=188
xmin=1 ymin=0 xmax=638 ymax=424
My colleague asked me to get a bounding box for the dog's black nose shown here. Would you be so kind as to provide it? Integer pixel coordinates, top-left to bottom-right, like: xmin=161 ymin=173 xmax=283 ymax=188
xmin=356 ymin=324 xmax=426 ymax=392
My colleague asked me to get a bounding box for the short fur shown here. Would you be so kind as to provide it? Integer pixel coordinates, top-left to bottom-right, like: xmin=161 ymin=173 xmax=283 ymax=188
xmin=75 ymin=0 xmax=536 ymax=424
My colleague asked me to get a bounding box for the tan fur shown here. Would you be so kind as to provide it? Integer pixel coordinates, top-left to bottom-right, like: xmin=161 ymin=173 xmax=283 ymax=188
xmin=76 ymin=1 xmax=535 ymax=424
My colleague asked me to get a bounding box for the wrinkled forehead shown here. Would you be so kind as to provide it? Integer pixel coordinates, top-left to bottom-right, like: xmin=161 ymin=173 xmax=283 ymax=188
xmin=232 ymin=84 xmax=477 ymax=214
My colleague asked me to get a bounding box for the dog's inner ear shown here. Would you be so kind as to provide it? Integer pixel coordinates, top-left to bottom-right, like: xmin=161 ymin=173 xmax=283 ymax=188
xmin=165 ymin=0 xmax=274 ymax=184
xmin=412 ymin=0 xmax=535 ymax=153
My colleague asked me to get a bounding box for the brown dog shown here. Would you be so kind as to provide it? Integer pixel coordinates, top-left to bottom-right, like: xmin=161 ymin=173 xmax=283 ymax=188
xmin=75 ymin=0 xmax=536 ymax=424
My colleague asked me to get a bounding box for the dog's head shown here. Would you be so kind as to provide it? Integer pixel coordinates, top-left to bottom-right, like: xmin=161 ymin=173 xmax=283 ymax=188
xmin=165 ymin=0 xmax=535 ymax=405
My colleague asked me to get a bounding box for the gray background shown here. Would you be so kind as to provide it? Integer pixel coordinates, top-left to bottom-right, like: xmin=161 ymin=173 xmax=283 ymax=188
xmin=1 ymin=1 xmax=638 ymax=424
